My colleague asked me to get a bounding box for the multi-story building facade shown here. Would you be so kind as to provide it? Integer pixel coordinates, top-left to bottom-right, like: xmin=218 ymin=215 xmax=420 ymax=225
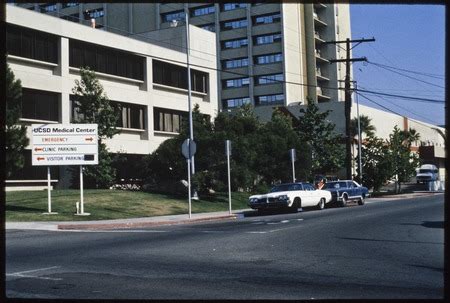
xmin=16 ymin=2 xmax=352 ymax=110
xmin=6 ymin=6 xmax=218 ymax=189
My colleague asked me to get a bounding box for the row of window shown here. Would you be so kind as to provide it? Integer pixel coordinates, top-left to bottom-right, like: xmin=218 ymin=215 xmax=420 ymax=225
xmin=221 ymin=53 xmax=283 ymax=69
xmin=222 ymin=73 xmax=284 ymax=88
xmin=223 ymin=94 xmax=285 ymax=108
xmin=19 ymin=87 xmax=190 ymax=133
xmin=38 ymin=2 xmax=79 ymax=11
xmin=220 ymin=12 xmax=281 ymax=31
xmin=83 ymin=8 xmax=104 ymax=19
xmin=69 ymin=39 xmax=145 ymax=81
xmin=191 ymin=5 xmax=215 ymax=17
xmin=153 ymin=59 xmax=209 ymax=94
xmin=6 ymin=24 xmax=58 ymax=64
xmin=221 ymin=33 xmax=282 ymax=50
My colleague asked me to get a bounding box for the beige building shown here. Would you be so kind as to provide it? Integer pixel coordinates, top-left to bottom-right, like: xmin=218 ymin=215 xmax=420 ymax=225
xmin=6 ymin=6 xmax=218 ymax=189
xmin=16 ymin=2 xmax=352 ymax=109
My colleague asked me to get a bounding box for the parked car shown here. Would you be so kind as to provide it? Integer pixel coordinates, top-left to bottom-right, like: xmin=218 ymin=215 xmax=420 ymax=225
xmin=416 ymin=164 xmax=439 ymax=183
xmin=248 ymin=182 xmax=332 ymax=212
xmin=322 ymin=180 xmax=369 ymax=207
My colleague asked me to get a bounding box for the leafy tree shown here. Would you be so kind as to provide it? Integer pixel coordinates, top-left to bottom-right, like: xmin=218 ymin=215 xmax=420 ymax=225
xmin=350 ymin=114 xmax=376 ymax=139
xmin=388 ymin=126 xmax=421 ymax=193
xmin=5 ymin=64 xmax=29 ymax=179
xmin=295 ymin=101 xmax=344 ymax=178
xmin=70 ymin=67 xmax=120 ymax=188
xmin=357 ymin=134 xmax=392 ymax=191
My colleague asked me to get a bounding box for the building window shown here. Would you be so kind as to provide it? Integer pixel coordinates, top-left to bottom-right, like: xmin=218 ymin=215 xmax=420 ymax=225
xmin=6 ymin=24 xmax=58 ymax=64
xmin=114 ymin=102 xmax=146 ymax=130
xmin=62 ymin=2 xmax=79 ymax=9
xmin=191 ymin=5 xmax=215 ymax=17
xmin=153 ymin=59 xmax=209 ymax=94
xmin=253 ymin=13 xmax=281 ymax=25
xmin=255 ymin=73 xmax=284 ymax=85
xmin=39 ymin=3 xmax=57 ymax=13
xmin=254 ymin=33 xmax=282 ymax=45
xmin=255 ymin=94 xmax=284 ymax=105
xmin=69 ymin=39 xmax=145 ymax=81
xmin=161 ymin=10 xmax=185 ymax=23
xmin=154 ymin=107 xmax=186 ymax=133
xmin=255 ymin=53 xmax=283 ymax=64
xmin=222 ymin=38 xmax=248 ymax=49
xmin=221 ymin=18 xmax=248 ymax=30
xmin=21 ymin=88 xmax=59 ymax=122
xmin=83 ymin=8 xmax=104 ymax=19
xmin=223 ymin=97 xmax=251 ymax=109
xmin=222 ymin=3 xmax=248 ymax=11
xmin=223 ymin=77 xmax=250 ymax=88
xmin=222 ymin=57 xmax=249 ymax=69
xmin=61 ymin=13 xmax=79 ymax=23
xmin=200 ymin=23 xmax=215 ymax=32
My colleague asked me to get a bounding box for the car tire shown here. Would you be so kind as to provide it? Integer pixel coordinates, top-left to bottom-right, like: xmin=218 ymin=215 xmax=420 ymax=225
xmin=358 ymin=195 xmax=365 ymax=205
xmin=317 ymin=198 xmax=325 ymax=210
xmin=339 ymin=194 xmax=348 ymax=207
xmin=291 ymin=198 xmax=301 ymax=213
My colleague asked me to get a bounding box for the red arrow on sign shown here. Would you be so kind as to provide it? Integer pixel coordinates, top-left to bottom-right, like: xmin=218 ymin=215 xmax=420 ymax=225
xmin=85 ymin=137 xmax=94 ymax=142
xmin=37 ymin=157 xmax=45 ymax=161
xmin=34 ymin=147 xmax=43 ymax=152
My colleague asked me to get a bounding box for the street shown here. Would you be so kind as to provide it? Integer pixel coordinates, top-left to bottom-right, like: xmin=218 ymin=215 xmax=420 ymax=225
xmin=6 ymin=194 xmax=444 ymax=300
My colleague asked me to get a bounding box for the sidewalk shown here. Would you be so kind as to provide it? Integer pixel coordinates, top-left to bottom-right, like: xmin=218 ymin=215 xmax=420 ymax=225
xmin=6 ymin=191 xmax=443 ymax=231
xmin=5 ymin=209 xmax=250 ymax=231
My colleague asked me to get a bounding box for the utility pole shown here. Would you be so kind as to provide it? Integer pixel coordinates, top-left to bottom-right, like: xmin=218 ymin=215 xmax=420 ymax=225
xmin=327 ymin=37 xmax=375 ymax=180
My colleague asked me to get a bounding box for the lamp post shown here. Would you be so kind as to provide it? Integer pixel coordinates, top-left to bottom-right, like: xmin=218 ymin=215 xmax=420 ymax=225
xmin=171 ymin=13 xmax=197 ymax=199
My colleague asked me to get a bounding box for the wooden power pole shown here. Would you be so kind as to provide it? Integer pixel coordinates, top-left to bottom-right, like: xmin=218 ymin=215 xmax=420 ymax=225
xmin=328 ymin=37 xmax=375 ymax=180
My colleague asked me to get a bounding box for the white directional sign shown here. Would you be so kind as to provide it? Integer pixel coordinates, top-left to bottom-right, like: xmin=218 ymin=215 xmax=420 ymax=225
xmin=32 ymin=124 xmax=98 ymax=166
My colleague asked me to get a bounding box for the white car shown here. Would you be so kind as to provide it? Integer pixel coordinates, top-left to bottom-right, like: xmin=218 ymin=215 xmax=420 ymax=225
xmin=248 ymin=182 xmax=332 ymax=212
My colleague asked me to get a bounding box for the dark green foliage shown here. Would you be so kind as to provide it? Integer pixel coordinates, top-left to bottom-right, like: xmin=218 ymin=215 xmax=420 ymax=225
xmin=70 ymin=68 xmax=120 ymax=188
xmin=5 ymin=65 xmax=29 ymax=178
xmin=388 ymin=126 xmax=421 ymax=193
xmin=357 ymin=135 xmax=392 ymax=191
xmin=350 ymin=114 xmax=376 ymax=139
xmin=295 ymin=101 xmax=344 ymax=178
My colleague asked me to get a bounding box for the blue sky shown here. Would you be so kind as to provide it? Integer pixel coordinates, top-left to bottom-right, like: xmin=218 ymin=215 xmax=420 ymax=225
xmin=350 ymin=4 xmax=445 ymax=126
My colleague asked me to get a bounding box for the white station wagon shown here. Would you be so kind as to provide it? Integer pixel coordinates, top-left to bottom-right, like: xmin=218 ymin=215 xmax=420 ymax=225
xmin=248 ymin=182 xmax=332 ymax=212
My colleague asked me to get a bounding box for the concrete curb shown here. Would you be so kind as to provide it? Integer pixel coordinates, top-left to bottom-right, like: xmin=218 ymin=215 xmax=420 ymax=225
xmin=57 ymin=214 xmax=238 ymax=230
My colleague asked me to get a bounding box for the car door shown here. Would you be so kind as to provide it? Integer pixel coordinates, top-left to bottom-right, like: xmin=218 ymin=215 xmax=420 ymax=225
xmin=352 ymin=181 xmax=361 ymax=197
xmin=304 ymin=183 xmax=316 ymax=206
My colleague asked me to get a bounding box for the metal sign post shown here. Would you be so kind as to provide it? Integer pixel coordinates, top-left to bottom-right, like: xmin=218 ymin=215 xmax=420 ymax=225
xmin=226 ymin=140 xmax=232 ymax=214
xmin=182 ymin=139 xmax=196 ymax=219
xmin=44 ymin=166 xmax=57 ymax=214
xmin=290 ymin=148 xmax=296 ymax=182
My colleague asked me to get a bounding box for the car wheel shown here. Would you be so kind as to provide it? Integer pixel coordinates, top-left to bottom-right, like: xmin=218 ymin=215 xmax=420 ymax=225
xmin=358 ymin=195 xmax=365 ymax=205
xmin=317 ymin=198 xmax=325 ymax=210
xmin=291 ymin=198 xmax=301 ymax=213
xmin=339 ymin=194 xmax=348 ymax=207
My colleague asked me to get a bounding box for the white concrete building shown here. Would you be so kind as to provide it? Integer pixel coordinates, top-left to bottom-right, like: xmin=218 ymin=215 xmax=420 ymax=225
xmin=6 ymin=6 xmax=218 ymax=189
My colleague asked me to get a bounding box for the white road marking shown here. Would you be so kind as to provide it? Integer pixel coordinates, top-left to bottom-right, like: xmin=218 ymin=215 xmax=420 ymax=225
xmin=251 ymin=222 xmax=264 ymax=225
xmin=201 ymin=230 xmax=224 ymax=233
xmin=7 ymin=266 xmax=62 ymax=281
xmin=9 ymin=266 xmax=60 ymax=275
xmin=246 ymin=231 xmax=267 ymax=234
xmin=297 ymin=219 xmax=304 ymax=221
xmin=56 ymin=229 xmax=169 ymax=233
xmin=281 ymin=220 xmax=290 ymax=223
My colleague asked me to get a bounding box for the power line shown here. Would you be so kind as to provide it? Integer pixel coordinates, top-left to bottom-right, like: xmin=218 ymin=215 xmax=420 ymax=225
xmin=367 ymin=61 xmax=445 ymax=89
xmin=356 ymin=92 xmax=442 ymax=128
xmin=367 ymin=60 xmax=444 ymax=79
xmin=357 ymin=85 xmax=441 ymax=125
xmin=355 ymin=89 xmax=445 ymax=104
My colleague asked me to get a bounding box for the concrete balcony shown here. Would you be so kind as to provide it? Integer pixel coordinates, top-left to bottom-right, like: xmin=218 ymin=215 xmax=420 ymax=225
xmin=219 ymin=8 xmax=246 ymax=21
xmin=159 ymin=3 xmax=184 ymax=14
xmin=250 ymin=3 xmax=281 ymax=16
xmin=252 ymin=43 xmax=282 ymax=56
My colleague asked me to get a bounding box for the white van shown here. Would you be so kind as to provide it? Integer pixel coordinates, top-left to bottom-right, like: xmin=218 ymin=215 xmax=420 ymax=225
xmin=416 ymin=164 xmax=439 ymax=183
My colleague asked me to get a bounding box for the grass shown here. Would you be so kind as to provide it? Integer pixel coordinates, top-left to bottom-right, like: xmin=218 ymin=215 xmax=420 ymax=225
xmin=5 ymin=189 xmax=251 ymax=222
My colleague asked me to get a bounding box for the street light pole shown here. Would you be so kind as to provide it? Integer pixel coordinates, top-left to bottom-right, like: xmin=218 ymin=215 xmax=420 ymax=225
xmin=185 ymin=12 xmax=195 ymax=175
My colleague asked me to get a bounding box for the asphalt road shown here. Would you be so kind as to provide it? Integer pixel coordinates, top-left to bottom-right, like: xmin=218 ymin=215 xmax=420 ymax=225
xmin=6 ymin=194 xmax=444 ymax=300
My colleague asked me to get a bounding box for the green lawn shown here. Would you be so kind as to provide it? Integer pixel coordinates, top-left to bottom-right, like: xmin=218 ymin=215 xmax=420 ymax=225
xmin=6 ymin=189 xmax=251 ymax=222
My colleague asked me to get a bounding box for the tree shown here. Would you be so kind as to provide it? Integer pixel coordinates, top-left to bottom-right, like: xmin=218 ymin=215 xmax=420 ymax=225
xmin=388 ymin=126 xmax=421 ymax=193
xmin=5 ymin=64 xmax=29 ymax=179
xmin=71 ymin=67 xmax=120 ymax=188
xmin=295 ymin=101 xmax=344 ymax=179
xmin=357 ymin=134 xmax=392 ymax=191
xmin=350 ymin=114 xmax=376 ymax=139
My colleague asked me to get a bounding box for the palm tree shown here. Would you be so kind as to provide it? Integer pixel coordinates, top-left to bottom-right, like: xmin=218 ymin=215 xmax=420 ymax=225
xmin=350 ymin=115 xmax=376 ymax=139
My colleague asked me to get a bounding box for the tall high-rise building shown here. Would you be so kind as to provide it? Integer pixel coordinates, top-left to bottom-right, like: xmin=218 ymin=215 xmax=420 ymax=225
xmin=16 ymin=2 xmax=352 ymax=110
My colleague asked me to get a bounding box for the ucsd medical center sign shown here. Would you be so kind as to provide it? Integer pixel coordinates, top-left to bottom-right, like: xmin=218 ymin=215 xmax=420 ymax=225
xmin=32 ymin=124 xmax=98 ymax=166
xmin=31 ymin=124 xmax=98 ymax=215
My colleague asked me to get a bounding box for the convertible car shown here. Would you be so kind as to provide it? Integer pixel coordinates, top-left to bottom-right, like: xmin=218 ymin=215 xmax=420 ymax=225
xmin=248 ymin=182 xmax=332 ymax=212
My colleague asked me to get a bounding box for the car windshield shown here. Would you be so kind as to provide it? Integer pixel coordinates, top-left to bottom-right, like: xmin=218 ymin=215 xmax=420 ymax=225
xmin=270 ymin=184 xmax=297 ymax=192
xmin=323 ymin=182 xmax=347 ymax=189
xmin=419 ymin=169 xmax=433 ymax=173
